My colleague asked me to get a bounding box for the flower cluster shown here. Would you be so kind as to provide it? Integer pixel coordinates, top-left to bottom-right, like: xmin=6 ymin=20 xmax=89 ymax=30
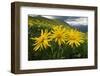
xmin=31 ymin=25 xmax=85 ymax=51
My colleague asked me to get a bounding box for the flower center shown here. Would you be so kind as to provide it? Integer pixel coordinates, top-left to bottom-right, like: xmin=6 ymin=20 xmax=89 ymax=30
xmin=69 ymin=36 xmax=77 ymax=40
xmin=40 ymin=36 xmax=45 ymax=42
xmin=56 ymin=33 xmax=62 ymax=39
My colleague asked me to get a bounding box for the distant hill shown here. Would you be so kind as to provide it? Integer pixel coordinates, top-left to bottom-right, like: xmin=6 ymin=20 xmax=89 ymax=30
xmin=70 ymin=25 xmax=88 ymax=32
xmin=28 ymin=15 xmax=88 ymax=33
xmin=28 ymin=15 xmax=72 ymax=29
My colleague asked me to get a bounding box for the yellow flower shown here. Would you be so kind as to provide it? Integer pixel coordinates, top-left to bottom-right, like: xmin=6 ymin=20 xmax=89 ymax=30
xmin=51 ymin=26 xmax=67 ymax=46
xmin=66 ymin=29 xmax=85 ymax=48
xmin=33 ymin=29 xmax=51 ymax=51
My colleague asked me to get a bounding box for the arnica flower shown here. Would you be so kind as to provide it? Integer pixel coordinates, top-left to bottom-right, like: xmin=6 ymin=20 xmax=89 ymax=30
xmin=33 ymin=29 xmax=51 ymax=51
xmin=51 ymin=25 xmax=67 ymax=46
xmin=66 ymin=29 xmax=85 ymax=48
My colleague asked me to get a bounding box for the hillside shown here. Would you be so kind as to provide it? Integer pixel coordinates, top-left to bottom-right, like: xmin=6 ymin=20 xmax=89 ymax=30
xmin=28 ymin=15 xmax=72 ymax=29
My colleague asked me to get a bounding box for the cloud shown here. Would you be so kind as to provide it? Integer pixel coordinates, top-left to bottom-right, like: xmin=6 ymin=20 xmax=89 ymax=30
xmin=65 ymin=17 xmax=88 ymax=26
xmin=42 ymin=16 xmax=55 ymax=19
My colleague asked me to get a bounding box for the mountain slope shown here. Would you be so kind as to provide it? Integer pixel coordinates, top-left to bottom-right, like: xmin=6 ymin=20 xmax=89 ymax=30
xmin=28 ymin=16 xmax=72 ymax=29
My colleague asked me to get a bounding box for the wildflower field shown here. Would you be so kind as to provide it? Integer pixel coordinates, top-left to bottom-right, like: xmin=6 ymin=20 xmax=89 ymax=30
xmin=28 ymin=15 xmax=88 ymax=60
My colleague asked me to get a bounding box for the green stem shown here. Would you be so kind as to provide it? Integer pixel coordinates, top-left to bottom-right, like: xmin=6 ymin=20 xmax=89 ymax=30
xmin=57 ymin=46 xmax=62 ymax=59
xmin=51 ymin=46 xmax=54 ymax=58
